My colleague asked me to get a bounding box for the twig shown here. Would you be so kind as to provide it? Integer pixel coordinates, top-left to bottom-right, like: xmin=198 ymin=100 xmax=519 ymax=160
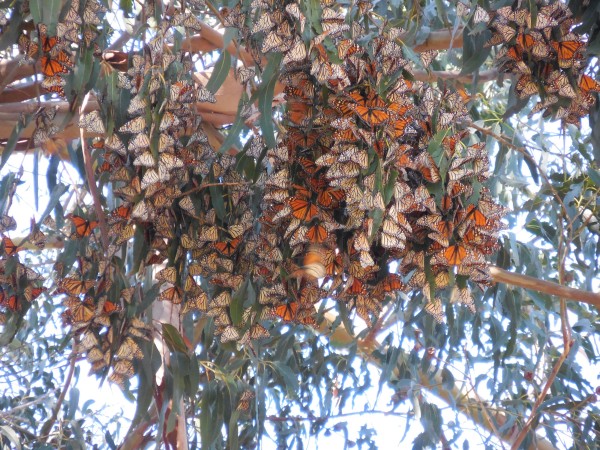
xmin=0 ymin=392 xmax=52 ymax=417
xmin=510 ymin=336 xmax=572 ymax=449
xmin=39 ymin=346 xmax=78 ymax=442
xmin=178 ymin=181 xmax=249 ymax=197
xmin=79 ymin=92 xmax=109 ymax=251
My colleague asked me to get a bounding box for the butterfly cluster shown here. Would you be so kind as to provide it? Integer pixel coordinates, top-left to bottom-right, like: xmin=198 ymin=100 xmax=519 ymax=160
xmin=0 ymin=213 xmax=46 ymax=322
xmin=242 ymin=0 xmax=507 ymax=325
xmin=17 ymin=0 xmax=107 ymax=98
xmin=58 ymin=1 xmax=268 ymax=386
xmin=477 ymin=1 xmax=600 ymax=125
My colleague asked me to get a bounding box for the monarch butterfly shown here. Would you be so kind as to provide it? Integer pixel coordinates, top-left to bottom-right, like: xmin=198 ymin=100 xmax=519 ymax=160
xmin=547 ymin=72 xmax=576 ymax=98
xmin=349 ymin=90 xmax=389 ymax=127
xmin=41 ymin=75 xmax=66 ymax=97
xmin=113 ymin=360 xmax=135 ymax=377
xmin=515 ymin=75 xmax=538 ymax=98
xmin=2 ymin=237 xmax=23 ymax=256
xmin=461 ymin=204 xmax=489 ymax=228
xmin=533 ymin=12 xmax=559 ymax=29
xmin=110 ymin=204 xmax=131 ymax=223
xmin=274 ymin=302 xmax=298 ymax=321
xmin=24 ymin=285 xmax=46 ymax=302
xmin=68 ymin=298 xmax=96 ymax=323
xmin=306 ymin=222 xmax=328 ymax=244
xmin=214 ymin=237 xmax=241 ymax=256
xmin=160 ymin=285 xmax=184 ymax=304
xmin=116 ymin=337 xmax=143 ymax=360
xmin=473 ymin=5 xmax=490 ymax=24
xmin=59 ymin=278 xmax=96 ymax=296
xmin=55 ymin=49 xmax=74 ymax=68
xmin=297 ymin=245 xmax=327 ymax=279
xmin=424 ymin=299 xmax=444 ymax=323
xmin=0 ymin=292 xmax=19 ymax=312
xmin=287 ymin=100 xmax=313 ymax=126
xmin=79 ymin=111 xmax=106 ymax=134
xmin=156 ymin=267 xmax=178 ymax=283
xmin=347 ymin=277 xmax=367 ymax=295
xmin=289 ymin=197 xmax=319 ymax=222
xmin=119 ymin=116 xmax=146 ymax=133
xmin=579 ymin=74 xmax=600 ymax=93
xmin=551 ymin=40 xmax=584 ymax=69
xmin=443 ymin=244 xmax=467 ymax=266
xmin=316 ymin=185 xmax=345 ymax=208
xmin=283 ymin=37 xmax=307 ymax=64
xmin=181 ymin=292 xmax=208 ymax=314
xmin=377 ymin=274 xmax=405 ymax=293
xmin=220 ymin=325 xmax=241 ymax=343
xmin=420 ymin=50 xmax=438 ymax=68
xmin=67 ymin=214 xmax=99 ymax=238
xmin=40 ymin=55 xmax=69 ymax=76
xmin=297 ymin=157 xmax=318 ymax=174
xmin=100 ymin=300 xmax=121 ymax=315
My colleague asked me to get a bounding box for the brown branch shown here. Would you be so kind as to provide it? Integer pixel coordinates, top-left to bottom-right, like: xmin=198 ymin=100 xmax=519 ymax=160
xmin=410 ymin=29 xmax=464 ymax=52
xmin=488 ymin=265 xmax=600 ymax=309
xmin=413 ymin=69 xmax=498 ymax=84
xmin=510 ymin=337 xmax=572 ymax=449
xmin=39 ymin=346 xmax=78 ymax=442
xmin=80 ymin=93 xmax=109 ymax=251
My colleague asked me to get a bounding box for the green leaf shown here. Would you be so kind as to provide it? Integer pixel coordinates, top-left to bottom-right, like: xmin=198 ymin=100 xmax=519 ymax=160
xmin=37 ymin=182 xmax=68 ymax=227
xmin=228 ymin=410 xmax=241 ymax=450
xmin=258 ymin=53 xmax=283 ymax=149
xmin=230 ymin=278 xmax=248 ymax=326
xmin=162 ymin=323 xmax=189 ymax=354
xmin=209 ymin=184 xmax=226 ymax=220
xmin=460 ymin=26 xmax=491 ymax=75
xmin=0 ymin=115 xmax=31 ymax=171
xmin=588 ymin=167 xmax=600 ymax=187
xmin=0 ymin=6 xmax=23 ymax=53
xmin=30 ymin=0 xmax=62 ymax=33
xmin=217 ymin=94 xmax=247 ymax=154
xmin=201 ymin=384 xmax=221 ymax=448
xmin=205 ymin=50 xmax=231 ymax=94
xmin=119 ymin=0 xmax=134 ymax=16
xmin=273 ymin=361 xmax=299 ymax=397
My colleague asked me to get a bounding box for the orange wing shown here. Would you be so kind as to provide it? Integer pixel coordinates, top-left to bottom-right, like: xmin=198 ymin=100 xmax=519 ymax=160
xmin=317 ymin=185 xmax=345 ymax=208
xmin=3 ymin=237 xmax=23 ymax=256
xmin=289 ymin=197 xmax=319 ymax=222
xmin=580 ymin=74 xmax=600 ymax=93
xmin=102 ymin=300 xmax=122 ymax=315
xmin=68 ymin=215 xmax=99 ymax=238
xmin=306 ymin=222 xmax=328 ymax=244
xmin=40 ymin=56 xmax=68 ymax=76
xmin=444 ymin=245 xmax=467 ymax=266
xmin=551 ymin=40 xmax=584 ymax=68
xmin=214 ymin=237 xmax=241 ymax=256
xmin=274 ymin=302 xmax=298 ymax=321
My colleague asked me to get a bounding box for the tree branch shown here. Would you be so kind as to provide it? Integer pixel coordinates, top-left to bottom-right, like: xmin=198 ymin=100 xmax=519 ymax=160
xmin=488 ymin=265 xmax=600 ymax=309
xmin=39 ymin=346 xmax=78 ymax=442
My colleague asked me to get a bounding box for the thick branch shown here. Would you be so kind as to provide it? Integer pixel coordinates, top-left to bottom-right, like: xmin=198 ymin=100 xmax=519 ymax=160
xmin=488 ymin=265 xmax=600 ymax=309
xmin=407 ymin=29 xmax=464 ymax=52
